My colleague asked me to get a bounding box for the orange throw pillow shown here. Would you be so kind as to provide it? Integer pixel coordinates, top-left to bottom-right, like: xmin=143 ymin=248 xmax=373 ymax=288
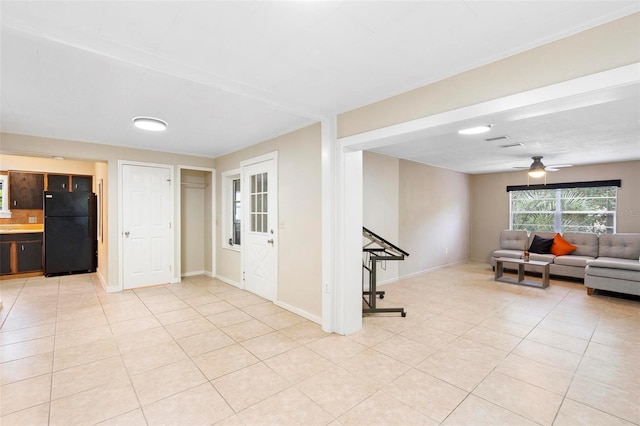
xmin=551 ymin=233 xmax=577 ymax=256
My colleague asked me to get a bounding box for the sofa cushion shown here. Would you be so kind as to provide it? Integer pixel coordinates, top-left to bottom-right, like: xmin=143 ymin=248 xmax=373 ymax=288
xmin=598 ymin=234 xmax=640 ymax=260
xmin=500 ymin=230 xmax=529 ymax=250
xmin=587 ymin=257 xmax=640 ymax=272
xmin=551 ymin=233 xmax=577 ymax=256
xmin=492 ymin=249 xmax=523 ymax=259
xmin=554 ymin=255 xmax=594 ymax=268
xmin=586 ymin=265 xmax=640 ymax=281
xmin=529 ymin=235 xmax=554 ymax=254
xmin=562 ymin=232 xmax=599 ymax=258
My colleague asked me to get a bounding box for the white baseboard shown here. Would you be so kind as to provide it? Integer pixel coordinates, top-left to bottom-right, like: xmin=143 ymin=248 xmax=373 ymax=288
xmin=399 ymin=259 xmax=468 ymax=281
xmin=275 ymin=300 xmax=322 ymax=325
xmin=181 ymin=270 xmax=205 ymax=277
xmin=95 ymin=268 xmax=108 ymax=290
xmin=215 ymin=275 xmax=242 ymax=289
xmin=212 ymin=275 xmax=320 ymax=325
xmin=369 ymin=262 xmax=467 ymax=287
xmin=204 ymin=270 xmax=215 ymax=277
xmin=375 ymin=277 xmax=399 ymax=287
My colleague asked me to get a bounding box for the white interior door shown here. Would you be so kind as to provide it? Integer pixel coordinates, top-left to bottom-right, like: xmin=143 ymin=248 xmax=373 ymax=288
xmin=241 ymin=154 xmax=278 ymax=301
xmin=122 ymin=163 xmax=173 ymax=289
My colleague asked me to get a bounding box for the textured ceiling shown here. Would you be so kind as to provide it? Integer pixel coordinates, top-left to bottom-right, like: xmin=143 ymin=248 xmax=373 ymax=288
xmin=1 ymin=1 xmax=639 ymax=172
xmin=368 ymin=83 xmax=640 ymax=174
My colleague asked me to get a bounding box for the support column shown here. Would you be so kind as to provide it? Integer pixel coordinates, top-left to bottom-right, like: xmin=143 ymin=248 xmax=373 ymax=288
xmin=321 ymin=118 xmax=363 ymax=335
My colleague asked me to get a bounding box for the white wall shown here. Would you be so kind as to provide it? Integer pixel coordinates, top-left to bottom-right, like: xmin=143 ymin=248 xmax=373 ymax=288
xmin=362 ymin=152 xmax=473 ymax=280
xmin=363 ymin=151 xmax=400 ymax=284
xmin=215 ymin=123 xmax=322 ymax=320
xmin=398 ymin=159 xmax=472 ymax=277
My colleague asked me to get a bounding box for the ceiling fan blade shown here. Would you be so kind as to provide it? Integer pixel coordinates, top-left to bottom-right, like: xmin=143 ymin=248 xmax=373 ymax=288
xmin=546 ymin=164 xmax=573 ymax=168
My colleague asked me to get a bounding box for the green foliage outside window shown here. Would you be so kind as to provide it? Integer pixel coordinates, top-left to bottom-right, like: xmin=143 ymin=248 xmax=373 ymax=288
xmin=511 ymin=187 xmax=616 ymax=234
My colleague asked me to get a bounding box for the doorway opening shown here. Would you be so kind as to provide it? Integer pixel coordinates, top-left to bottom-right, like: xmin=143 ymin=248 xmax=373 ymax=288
xmin=178 ymin=167 xmax=215 ymax=279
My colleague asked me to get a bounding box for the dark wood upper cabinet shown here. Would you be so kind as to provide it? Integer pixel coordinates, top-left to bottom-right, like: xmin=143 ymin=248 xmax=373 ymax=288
xmin=9 ymin=172 xmax=44 ymax=209
xmin=71 ymin=175 xmax=93 ymax=192
xmin=46 ymin=174 xmax=93 ymax=192
xmin=47 ymin=174 xmax=70 ymax=191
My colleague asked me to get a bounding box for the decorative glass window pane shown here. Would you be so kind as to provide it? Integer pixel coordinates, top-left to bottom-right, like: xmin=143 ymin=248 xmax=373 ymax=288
xmin=249 ymin=172 xmax=268 ymax=234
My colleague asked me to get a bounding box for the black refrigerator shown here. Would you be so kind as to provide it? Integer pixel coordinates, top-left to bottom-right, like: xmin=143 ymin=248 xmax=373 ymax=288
xmin=44 ymin=191 xmax=97 ymax=276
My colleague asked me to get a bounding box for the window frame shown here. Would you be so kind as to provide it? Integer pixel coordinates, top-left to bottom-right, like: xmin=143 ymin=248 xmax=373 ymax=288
xmin=509 ymin=183 xmax=618 ymax=234
xmin=221 ymin=168 xmax=241 ymax=252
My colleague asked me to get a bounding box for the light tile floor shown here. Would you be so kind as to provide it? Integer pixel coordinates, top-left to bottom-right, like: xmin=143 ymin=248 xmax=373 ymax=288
xmin=1 ymin=262 xmax=638 ymax=425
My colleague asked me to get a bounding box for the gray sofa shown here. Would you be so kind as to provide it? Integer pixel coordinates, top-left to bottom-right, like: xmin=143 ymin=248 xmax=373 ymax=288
xmin=491 ymin=230 xmax=640 ymax=296
xmin=585 ymin=233 xmax=640 ymax=296
xmin=491 ymin=230 xmax=599 ymax=279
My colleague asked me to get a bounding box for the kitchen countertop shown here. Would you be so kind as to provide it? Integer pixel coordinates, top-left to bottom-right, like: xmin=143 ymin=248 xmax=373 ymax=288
xmin=0 ymin=224 xmax=44 ymax=234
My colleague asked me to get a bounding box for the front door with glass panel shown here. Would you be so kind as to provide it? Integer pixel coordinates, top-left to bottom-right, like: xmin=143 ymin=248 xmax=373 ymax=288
xmin=241 ymin=153 xmax=278 ymax=301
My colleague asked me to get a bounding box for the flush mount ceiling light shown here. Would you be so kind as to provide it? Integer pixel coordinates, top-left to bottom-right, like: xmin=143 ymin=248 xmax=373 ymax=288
xmin=528 ymin=156 xmax=546 ymax=178
xmin=458 ymin=125 xmax=492 ymax=135
xmin=132 ymin=116 xmax=167 ymax=132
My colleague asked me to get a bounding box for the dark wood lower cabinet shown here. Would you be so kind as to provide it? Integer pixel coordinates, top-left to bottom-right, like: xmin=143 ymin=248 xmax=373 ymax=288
xmin=0 ymin=242 xmax=11 ymax=275
xmin=0 ymin=233 xmax=42 ymax=275
xmin=17 ymin=240 xmax=43 ymax=272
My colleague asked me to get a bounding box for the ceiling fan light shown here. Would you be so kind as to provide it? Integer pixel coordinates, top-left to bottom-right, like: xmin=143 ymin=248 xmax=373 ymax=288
xmin=133 ymin=116 xmax=167 ymax=131
xmin=527 ymin=156 xmax=546 ymax=178
xmin=458 ymin=125 xmax=492 ymax=135
xmin=528 ymin=168 xmax=546 ymax=178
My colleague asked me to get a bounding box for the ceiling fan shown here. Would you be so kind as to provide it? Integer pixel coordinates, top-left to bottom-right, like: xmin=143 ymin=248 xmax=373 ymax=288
xmin=514 ymin=156 xmax=573 ymax=177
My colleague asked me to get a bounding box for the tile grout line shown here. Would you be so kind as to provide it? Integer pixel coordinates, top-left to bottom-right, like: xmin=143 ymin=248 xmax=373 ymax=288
xmin=0 ymin=278 xmax=28 ymax=330
xmin=48 ymin=276 xmax=60 ymax=426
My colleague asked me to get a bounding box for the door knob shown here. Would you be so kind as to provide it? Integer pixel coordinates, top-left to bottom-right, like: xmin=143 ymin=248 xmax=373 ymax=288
xmin=124 ymin=231 xmax=130 ymax=238
xmin=267 ymin=238 xmax=274 ymax=246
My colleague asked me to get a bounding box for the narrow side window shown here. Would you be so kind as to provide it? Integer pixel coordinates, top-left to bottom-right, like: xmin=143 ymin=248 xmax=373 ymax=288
xmin=221 ymin=169 xmax=241 ymax=250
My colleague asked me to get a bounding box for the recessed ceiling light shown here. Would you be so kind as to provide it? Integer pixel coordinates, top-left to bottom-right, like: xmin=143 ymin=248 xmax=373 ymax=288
xmin=458 ymin=125 xmax=492 ymax=135
xmin=133 ymin=116 xmax=167 ymax=132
